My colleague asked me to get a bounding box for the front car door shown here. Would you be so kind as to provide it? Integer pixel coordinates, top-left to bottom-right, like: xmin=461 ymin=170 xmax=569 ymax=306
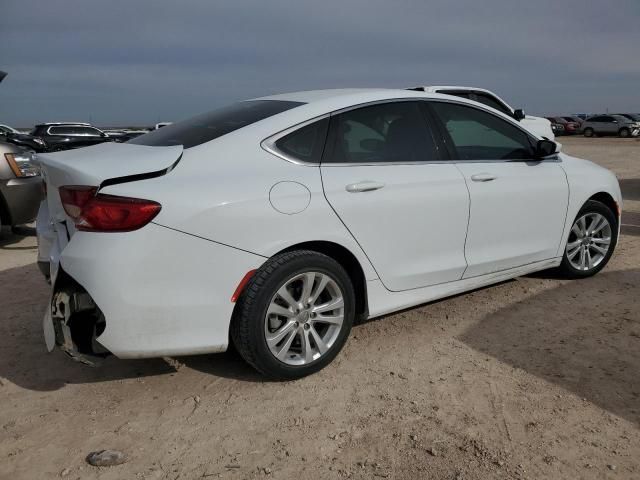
xmin=320 ymin=100 xmax=470 ymax=292
xmin=428 ymin=100 xmax=569 ymax=278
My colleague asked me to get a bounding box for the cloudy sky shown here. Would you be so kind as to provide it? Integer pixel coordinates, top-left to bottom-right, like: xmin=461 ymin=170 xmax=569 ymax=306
xmin=1 ymin=0 xmax=639 ymax=127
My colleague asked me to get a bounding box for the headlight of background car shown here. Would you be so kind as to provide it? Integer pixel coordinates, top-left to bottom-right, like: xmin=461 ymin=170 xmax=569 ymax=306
xmin=33 ymin=138 xmax=45 ymax=145
xmin=4 ymin=152 xmax=40 ymax=177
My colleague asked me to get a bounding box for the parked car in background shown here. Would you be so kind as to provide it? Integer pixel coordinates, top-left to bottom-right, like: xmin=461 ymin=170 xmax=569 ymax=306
xmin=546 ymin=117 xmax=580 ymax=135
xmin=0 ymin=124 xmax=20 ymax=134
xmin=0 ymin=141 xmax=42 ymax=232
xmin=615 ymin=113 xmax=640 ymax=123
xmin=31 ymin=123 xmax=114 ymax=151
xmin=0 ymin=128 xmax=48 ymax=152
xmin=412 ymin=86 xmax=555 ymax=139
xmin=562 ymin=116 xmax=585 ymax=132
xmin=548 ymin=121 xmax=566 ymax=136
xmin=104 ymin=129 xmax=150 ymax=142
xmin=37 ymin=88 xmax=620 ymax=379
xmin=582 ymin=115 xmax=640 ymax=138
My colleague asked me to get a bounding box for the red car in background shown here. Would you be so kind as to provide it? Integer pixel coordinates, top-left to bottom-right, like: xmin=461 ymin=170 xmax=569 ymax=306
xmin=546 ymin=117 xmax=581 ymax=135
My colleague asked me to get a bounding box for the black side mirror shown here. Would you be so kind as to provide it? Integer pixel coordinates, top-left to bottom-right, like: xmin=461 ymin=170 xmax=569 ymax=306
xmin=535 ymin=139 xmax=557 ymax=158
xmin=513 ymin=109 xmax=525 ymax=121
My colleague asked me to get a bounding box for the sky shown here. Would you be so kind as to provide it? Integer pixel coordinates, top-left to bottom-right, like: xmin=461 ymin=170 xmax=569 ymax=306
xmin=1 ymin=0 xmax=639 ymax=127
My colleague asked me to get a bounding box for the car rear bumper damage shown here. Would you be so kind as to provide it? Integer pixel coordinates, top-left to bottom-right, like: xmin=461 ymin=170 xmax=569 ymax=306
xmin=43 ymin=222 xmax=266 ymax=360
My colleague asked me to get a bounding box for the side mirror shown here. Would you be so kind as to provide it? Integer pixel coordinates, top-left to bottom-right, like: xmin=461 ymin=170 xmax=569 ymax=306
xmin=535 ymin=139 xmax=558 ymax=158
xmin=513 ymin=109 xmax=526 ymax=121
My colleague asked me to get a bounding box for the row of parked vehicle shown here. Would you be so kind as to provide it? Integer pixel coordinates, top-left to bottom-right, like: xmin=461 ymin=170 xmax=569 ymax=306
xmin=546 ymin=114 xmax=640 ymax=137
xmin=0 ymin=122 xmax=173 ymax=153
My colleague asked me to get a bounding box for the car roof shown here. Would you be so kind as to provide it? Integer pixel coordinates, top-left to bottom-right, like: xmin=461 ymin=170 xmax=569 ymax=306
xmin=254 ymin=87 xmax=500 ymax=116
xmin=236 ymin=88 xmax=529 ymax=140
xmin=36 ymin=122 xmax=93 ymax=127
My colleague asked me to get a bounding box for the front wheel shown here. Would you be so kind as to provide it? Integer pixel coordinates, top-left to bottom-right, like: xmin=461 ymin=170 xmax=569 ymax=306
xmin=583 ymin=127 xmax=594 ymax=137
xmin=619 ymin=128 xmax=630 ymax=138
xmin=231 ymin=250 xmax=355 ymax=380
xmin=557 ymin=200 xmax=618 ymax=279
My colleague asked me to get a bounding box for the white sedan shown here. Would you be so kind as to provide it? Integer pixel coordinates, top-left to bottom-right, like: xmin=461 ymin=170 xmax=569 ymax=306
xmin=36 ymin=88 xmax=621 ymax=379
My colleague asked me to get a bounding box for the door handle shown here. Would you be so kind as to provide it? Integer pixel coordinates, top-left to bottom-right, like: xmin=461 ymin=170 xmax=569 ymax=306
xmin=345 ymin=181 xmax=385 ymax=193
xmin=470 ymin=173 xmax=497 ymax=182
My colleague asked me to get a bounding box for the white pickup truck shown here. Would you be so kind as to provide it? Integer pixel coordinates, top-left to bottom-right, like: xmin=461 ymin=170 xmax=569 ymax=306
xmin=410 ymin=86 xmax=554 ymax=140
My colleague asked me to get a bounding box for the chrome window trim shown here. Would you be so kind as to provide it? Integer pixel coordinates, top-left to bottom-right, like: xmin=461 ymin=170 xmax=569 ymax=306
xmin=261 ymin=97 xmax=556 ymax=166
xmin=261 ymin=114 xmax=330 ymax=166
xmin=47 ymin=126 xmax=103 ymax=137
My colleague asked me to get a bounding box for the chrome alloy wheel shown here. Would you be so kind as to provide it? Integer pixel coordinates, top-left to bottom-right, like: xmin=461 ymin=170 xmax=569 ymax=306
xmin=264 ymin=271 xmax=344 ymax=366
xmin=566 ymin=212 xmax=612 ymax=271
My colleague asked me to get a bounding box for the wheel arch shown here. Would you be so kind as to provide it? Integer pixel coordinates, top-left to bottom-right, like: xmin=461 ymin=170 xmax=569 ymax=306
xmin=588 ymin=191 xmax=620 ymax=221
xmin=276 ymin=240 xmax=369 ymax=321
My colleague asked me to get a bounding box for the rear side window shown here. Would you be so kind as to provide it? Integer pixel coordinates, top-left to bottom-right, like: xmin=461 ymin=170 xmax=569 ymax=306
xmin=431 ymin=102 xmax=534 ymax=160
xmin=274 ymin=118 xmax=329 ymax=163
xmin=324 ymin=101 xmax=438 ymax=164
xmin=130 ymin=100 xmax=304 ymax=148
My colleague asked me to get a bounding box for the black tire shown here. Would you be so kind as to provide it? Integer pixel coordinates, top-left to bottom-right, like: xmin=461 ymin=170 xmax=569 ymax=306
xmin=557 ymin=200 xmax=618 ymax=279
xmin=230 ymin=250 xmax=355 ymax=380
xmin=583 ymin=128 xmax=594 ymax=137
xmin=619 ymin=128 xmax=630 ymax=138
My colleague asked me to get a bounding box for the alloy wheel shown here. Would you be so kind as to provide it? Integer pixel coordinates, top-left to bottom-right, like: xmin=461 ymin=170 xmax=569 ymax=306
xmin=565 ymin=213 xmax=612 ymax=271
xmin=264 ymin=271 xmax=344 ymax=366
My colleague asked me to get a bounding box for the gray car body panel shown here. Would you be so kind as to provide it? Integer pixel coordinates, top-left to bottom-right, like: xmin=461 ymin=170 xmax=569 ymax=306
xmin=0 ymin=141 xmax=42 ymax=226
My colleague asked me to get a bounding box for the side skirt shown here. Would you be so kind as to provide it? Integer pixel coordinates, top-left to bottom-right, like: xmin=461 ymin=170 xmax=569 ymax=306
xmin=366 ymin=257 xmax=562 ymax=319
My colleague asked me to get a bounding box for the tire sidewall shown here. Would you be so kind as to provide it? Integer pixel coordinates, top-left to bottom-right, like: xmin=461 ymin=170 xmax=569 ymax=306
xmin=560 ymin=200 xmax=618 ymax=278
xmin=619 ymin=128 xmax=630 ymax=138
xmin=236 ymin=252 xmax=355 ymax=380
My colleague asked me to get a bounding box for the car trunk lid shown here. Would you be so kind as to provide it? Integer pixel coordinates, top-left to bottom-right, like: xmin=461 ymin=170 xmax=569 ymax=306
xmin=35 ymin=142 xmax=183 ymax=273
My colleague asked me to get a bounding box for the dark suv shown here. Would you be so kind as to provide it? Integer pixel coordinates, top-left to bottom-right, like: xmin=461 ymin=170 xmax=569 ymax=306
xmin=31 ymin=123 xmax=114 ymax=151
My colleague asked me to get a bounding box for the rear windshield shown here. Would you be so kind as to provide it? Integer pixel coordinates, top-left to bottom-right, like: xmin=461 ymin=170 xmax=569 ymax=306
xmin=129 ymin=100 xmax=304 ymax=148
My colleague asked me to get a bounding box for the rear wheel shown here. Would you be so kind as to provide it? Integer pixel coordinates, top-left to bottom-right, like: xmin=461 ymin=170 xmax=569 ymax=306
xmin=558 ymin=200 xmax=617 ymax=278
xmin=619 ymin=127 xmax=630 ymax=138
xmin=231 ymin=250 xmax=355 ymax=380
xmin=583 ymin=127 xmax=594 ymax=137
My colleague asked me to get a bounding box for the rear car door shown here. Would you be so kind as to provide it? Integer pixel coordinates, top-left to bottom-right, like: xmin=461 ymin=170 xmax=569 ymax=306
xmin=320 ymin=100 xmax=470 ymax=292
xmin=429 ymin=100 xmax=568 ymax=278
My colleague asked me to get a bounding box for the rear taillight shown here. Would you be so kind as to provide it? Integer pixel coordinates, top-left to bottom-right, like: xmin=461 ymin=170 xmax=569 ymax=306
xmin=59 ymin=185 xmax=161 ymax=232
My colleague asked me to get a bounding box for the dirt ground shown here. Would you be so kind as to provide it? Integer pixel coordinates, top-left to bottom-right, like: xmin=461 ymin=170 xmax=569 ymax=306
xmin=1 ymin=137 xmax=639 ymax=480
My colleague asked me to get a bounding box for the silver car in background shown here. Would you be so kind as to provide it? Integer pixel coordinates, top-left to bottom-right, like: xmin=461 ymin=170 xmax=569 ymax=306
xmin=582 ymin=114 xmax=640 ymax=137
xmin=0 ymin=141 xmax=42 ymax=232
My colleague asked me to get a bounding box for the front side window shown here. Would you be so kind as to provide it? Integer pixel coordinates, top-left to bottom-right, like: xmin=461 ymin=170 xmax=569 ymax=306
xmin=130 ymin=100 xmax=304 ymax=148
xmin=431 ymin=102 xmax=534 ymax=160
xmin=324 ymin=101 xmax=438 ymax=163
xmin=75 ymin=127 xmax=102 ymax=136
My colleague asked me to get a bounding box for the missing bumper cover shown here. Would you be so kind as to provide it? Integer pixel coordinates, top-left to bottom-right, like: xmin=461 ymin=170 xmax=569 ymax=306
xmin=51 ymin=287 xmax=109 ymax=366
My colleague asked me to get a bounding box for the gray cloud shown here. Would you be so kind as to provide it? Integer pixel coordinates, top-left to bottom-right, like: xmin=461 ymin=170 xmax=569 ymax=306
xmin=1 ymin=0 xmax=638 ymax=126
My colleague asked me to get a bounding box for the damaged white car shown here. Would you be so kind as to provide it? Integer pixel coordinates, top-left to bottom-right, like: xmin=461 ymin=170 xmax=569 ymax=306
xmin=37 ymin=88 xmax=621 ymax=379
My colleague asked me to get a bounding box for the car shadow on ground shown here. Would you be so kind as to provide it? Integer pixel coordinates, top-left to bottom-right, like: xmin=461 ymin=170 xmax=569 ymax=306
xmin=619 ymin=178 xmax=640 ymax=201
xmin=0 ymin=225 xmax=37 ymax=248
xmin=0 ymin=262 xmax=267 ymax=391
xmin=458 ymin=268 xmax=640 ymax=426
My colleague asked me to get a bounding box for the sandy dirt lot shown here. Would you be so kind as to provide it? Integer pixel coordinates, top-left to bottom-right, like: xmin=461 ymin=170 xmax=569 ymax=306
xmin=1 ymin=137 xmax=638 ymax=479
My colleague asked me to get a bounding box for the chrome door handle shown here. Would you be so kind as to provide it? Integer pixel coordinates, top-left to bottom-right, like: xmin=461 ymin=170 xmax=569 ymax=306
xmin=470 ymin=173 xmax=497 ymax=182
xmin=345 ymin=181 xmax=385 ymax=193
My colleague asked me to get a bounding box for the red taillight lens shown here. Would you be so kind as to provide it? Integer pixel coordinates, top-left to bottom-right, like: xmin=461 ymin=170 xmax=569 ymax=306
xmin=59 ymin=186 xmax=161 ymax=232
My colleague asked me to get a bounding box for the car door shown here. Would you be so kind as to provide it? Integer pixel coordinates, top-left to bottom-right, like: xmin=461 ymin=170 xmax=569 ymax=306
xmin=320 ymin=100 xmax=470 ymax=292
xmin=429 ymin=100 xmax=568 ymax=278
xmin=593 ymin=116 xmax=614 ymax=135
